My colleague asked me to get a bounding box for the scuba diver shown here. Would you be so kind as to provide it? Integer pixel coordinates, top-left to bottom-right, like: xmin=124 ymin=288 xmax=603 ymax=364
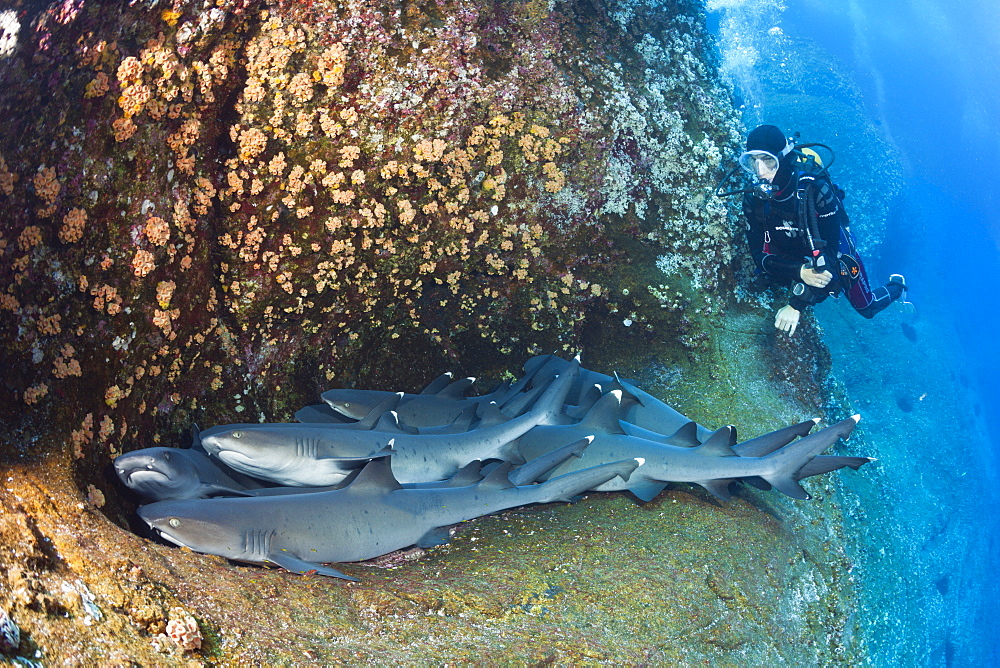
xmin=719 ymin=124 xmax=907 ymax=336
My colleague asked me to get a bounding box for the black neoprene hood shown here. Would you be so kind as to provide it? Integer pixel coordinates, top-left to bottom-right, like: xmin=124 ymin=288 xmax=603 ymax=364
xmin=746 ymin=124 xmax=790 ymax=154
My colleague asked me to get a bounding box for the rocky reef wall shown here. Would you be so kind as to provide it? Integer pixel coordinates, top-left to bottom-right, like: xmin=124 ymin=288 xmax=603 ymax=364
xmin=0 ymin=0 xmax=865 ymax=663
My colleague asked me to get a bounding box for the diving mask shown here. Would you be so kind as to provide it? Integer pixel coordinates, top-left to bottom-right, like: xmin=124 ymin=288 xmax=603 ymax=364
xmin=737 ymin=150 xmax=780 ymax=180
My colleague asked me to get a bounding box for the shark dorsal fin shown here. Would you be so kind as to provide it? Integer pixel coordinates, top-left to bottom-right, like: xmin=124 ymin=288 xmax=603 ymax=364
xmin=478 ymin=461 xmax=516 ymax=491
xmin=694 ymin=426 xmax=738 ymax=457
xmin=373 ymin=411 xmax=417 ymax=434
xmin=667 ymin=421 xmax=700 ymax=447
xmin=579 ymin=390 xmax=626 ymax=435
xmin=420 ymin=372 xmax=454 ymax=395
xmin=355 ymin=393 xmax=403 ymax=429
xmin=447 ymin=404 xmax=478 ymax=431
xmin=448 ymin=460 xmax=484 ymax=486
xmin=612 ymin=373 xmax=646 ymax=407
xmin=346 ymin=456 xmax=403 ymax=492
xmin=189 ymin=424 xmax=207 ymax=453
xmin=438 ymin=377 xmax=475 ymax=399
xmin=476 ymin=401 xmax=509 ymax=427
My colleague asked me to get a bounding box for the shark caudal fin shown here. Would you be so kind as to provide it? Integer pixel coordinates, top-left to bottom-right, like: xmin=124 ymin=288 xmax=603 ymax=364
xmin=796 ymin=455 xmax=874 ymax=480
xmin=760 ymin=416 xmax=860 ymax=499
xmin=535 ymin=458 xmax=639 ymax=504
xmin=509 ymin=436 xmax=593 ymax=486
xmin=733 ymin=418 xmax=819 ymax=458
xmin=529 ymin=356 xmax=581 ymax=425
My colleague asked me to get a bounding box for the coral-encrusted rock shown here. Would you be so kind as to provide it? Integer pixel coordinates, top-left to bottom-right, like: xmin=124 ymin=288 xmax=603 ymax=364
xmin=0 ymin=609 xmax=19 ymax=655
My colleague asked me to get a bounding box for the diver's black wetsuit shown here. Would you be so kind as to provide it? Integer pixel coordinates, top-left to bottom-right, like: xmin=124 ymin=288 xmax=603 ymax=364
xmin=743 ymin=171 xmax=902 ymax=318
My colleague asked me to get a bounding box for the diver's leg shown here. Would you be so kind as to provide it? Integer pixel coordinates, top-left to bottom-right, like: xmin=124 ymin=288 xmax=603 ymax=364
xmin=839 ymin=229 xmax=904 ymax=319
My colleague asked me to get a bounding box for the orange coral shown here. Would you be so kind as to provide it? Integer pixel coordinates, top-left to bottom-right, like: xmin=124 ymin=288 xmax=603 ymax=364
xmin=59 ymin=208 xmax=87 ymax=243
xmin=0 ymin=155 xmax=17 ymax=195
xmin=156 ymin=280 xmax=176 ymax=307
xmin=36 ymin=314 xmax=61 ymax=336
xmin=132 ymin=249 xmax=156 ymax=277
xmin=144 ymin=216 xmax=170 ymax=246
xmin=17 ymin=225 xmax=42 ymax=251
xmin=24 ymin=383 xmax=48 ymax=405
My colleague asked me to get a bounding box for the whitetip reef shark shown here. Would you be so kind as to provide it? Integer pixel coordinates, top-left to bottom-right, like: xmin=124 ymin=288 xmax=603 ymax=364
xmin=199 ymin=359 xmax=582 ymax=486
xmin=514 ymin=391 xmax=866 ymax=501
xmin=138 ymin=455 xmax=639 ymax=580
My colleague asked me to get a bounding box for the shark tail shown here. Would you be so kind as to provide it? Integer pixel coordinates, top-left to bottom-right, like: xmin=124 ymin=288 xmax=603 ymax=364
xmin=533 ymin=458 xmax=639 ymax=504
xmin=509 ymin=436 xmax=592 ymax=486
xmin=759 ymin=416 xmax=860 ymax=499
xmin=733 ymin=418 xmax=820 ymax=458
xmin=528 ymin=356 xmax=581 ymax=425
xmin=796 ymin=455 xmax=874 ymax=480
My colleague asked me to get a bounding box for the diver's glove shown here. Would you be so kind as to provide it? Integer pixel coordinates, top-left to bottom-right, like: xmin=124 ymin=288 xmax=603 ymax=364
xmin=775 ymin=304 xmax=801 ymax=336
xmin=800 ymin=264 xmax=834 ymax=288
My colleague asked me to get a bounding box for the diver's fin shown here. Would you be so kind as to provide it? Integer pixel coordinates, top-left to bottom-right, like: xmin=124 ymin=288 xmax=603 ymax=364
xmin=268 ymin=551 xmax=358 ymax=581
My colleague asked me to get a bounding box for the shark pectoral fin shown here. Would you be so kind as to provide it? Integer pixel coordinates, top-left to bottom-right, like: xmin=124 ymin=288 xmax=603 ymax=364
xmin=697 ymin=479 xmax=736 ymax=501
xmin=201 ymin=484 xmax=254 ymax=497
xmin=267 ymin=551 xmax=358 ymax=581
xmin=416 ymin=526 xmax=453 ymax=548
xmin=628 ymin=479 xmax=668 ymax=502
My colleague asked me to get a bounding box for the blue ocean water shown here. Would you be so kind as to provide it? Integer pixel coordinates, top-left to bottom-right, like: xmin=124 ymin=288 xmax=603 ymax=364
xmin=708 ymin=0 xmax=1000 ymax=663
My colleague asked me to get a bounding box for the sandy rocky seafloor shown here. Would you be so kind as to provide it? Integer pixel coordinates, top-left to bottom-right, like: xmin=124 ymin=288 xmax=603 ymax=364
xmin=1 ymin=0 xmax=871 ymax=663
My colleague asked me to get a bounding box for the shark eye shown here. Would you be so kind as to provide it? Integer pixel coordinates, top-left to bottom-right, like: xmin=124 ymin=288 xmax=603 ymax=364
xmin=168 ymin=518 xmax=180 ymax=528
xmin=232 ymin=431 xmax=243 ymax=439
xmin=343 ymin=402 xmax=350 ymax=408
